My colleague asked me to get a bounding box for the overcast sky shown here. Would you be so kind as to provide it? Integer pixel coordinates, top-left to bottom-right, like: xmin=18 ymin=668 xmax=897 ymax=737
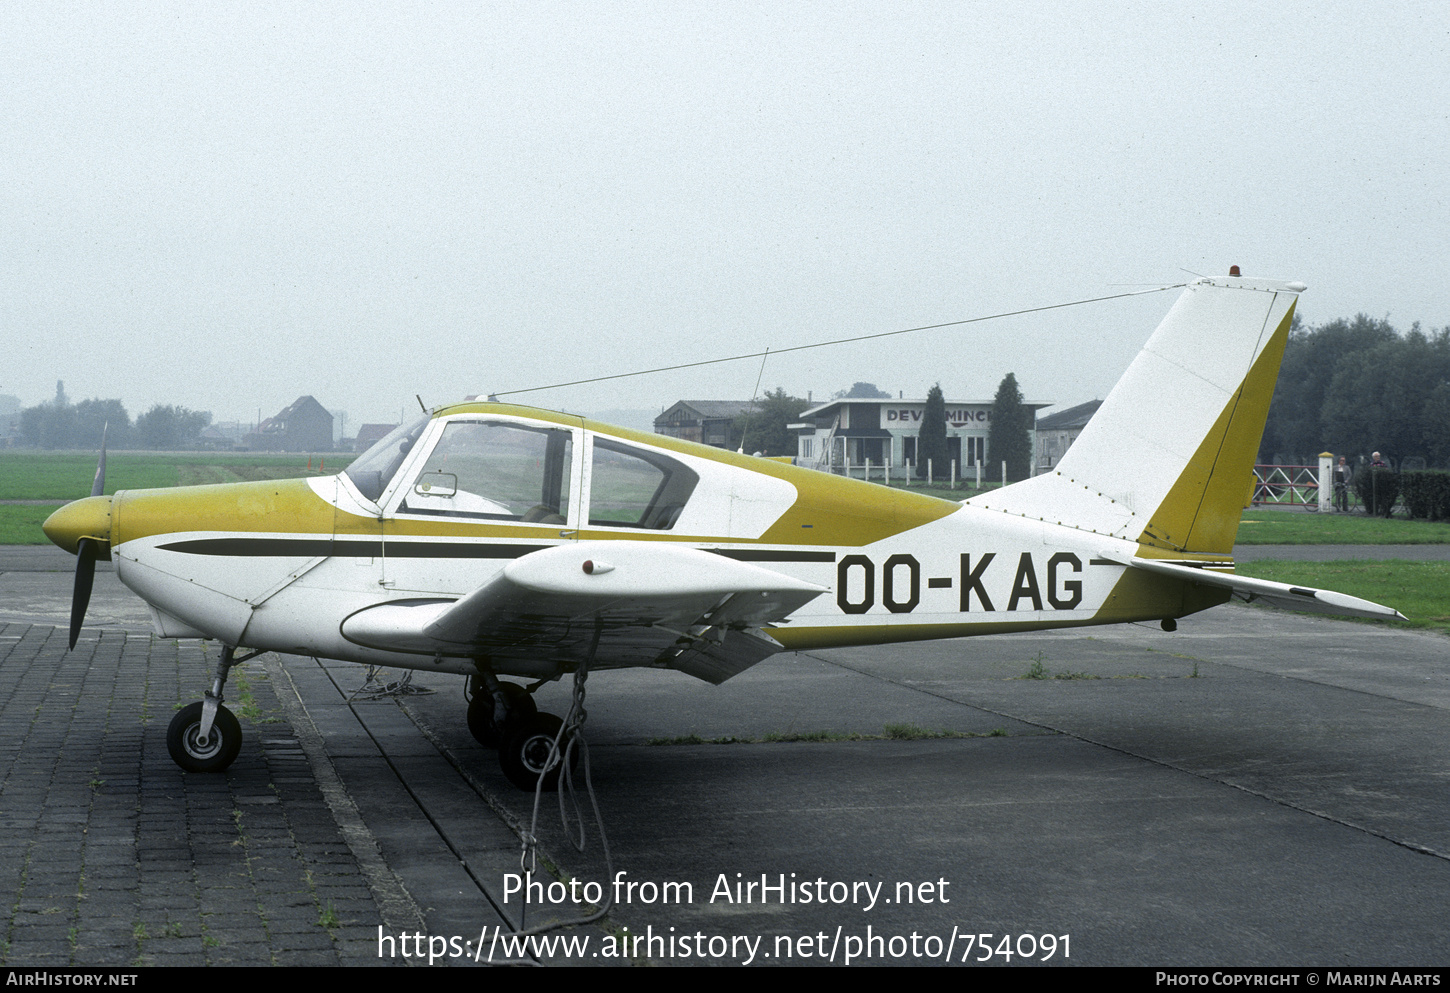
xmin=4 ymin=1 xmax=1447 ymax=432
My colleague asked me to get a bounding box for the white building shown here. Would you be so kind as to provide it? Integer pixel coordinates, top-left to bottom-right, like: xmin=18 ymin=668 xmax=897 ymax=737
xmin=792 ymin=397 xmax=1047 ymax=477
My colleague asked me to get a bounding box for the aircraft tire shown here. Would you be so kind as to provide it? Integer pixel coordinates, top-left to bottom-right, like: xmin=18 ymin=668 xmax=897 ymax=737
xmin=499 ymin=713 xmax=577 ymax=792
xmin=467 ymin=681 xmax=537 ymax=748
xmin=167 ymin=702 xmax=242 ymax=773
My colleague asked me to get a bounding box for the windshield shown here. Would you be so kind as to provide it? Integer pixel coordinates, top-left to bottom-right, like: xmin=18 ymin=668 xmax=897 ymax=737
xmin=344 ymin=414 xmax=431 ymax=503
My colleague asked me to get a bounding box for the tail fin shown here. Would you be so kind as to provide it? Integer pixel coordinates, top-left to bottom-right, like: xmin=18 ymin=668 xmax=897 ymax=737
xmin=971 ymin=275 xmax=1301 ymax=556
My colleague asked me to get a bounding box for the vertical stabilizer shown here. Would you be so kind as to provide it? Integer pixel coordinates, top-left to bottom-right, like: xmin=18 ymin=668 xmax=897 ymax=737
xmin=968 ymin=276 xmax=1301 ymax=556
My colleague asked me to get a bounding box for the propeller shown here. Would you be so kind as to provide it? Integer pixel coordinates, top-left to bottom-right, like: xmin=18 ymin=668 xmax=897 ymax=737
xmin=61 ymin=423 xmax=107 ymax=649
xmin=70 ymin=538 xmax=98 ymax=650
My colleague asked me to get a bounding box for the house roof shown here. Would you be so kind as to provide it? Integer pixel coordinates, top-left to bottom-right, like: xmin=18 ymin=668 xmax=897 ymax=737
xmin=1035 ymin=399 xmax=1102 ymax=431
xmin=656 ymin=400 xmax=758 ymax=423
xmin=274 ymin=395 xmax=330 ymax=422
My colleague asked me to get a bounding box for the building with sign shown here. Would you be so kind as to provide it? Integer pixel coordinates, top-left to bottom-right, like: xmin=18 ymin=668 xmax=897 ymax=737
xmin=792 ymin=396 xmax=1048 ymax=476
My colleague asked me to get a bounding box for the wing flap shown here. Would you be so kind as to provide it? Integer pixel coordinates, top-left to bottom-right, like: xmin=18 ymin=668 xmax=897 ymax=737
xmin=1100 ymin=551 xmax=1406 ymax=620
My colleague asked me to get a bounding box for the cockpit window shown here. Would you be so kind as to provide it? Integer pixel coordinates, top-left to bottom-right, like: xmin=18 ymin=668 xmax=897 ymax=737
xmin=400 ymin=421 xmax=574 ymax=523
xmin=344 ymin=414 xmax=431 ymax=503
xmin=588 ymin=439 xmax=697 ymax=529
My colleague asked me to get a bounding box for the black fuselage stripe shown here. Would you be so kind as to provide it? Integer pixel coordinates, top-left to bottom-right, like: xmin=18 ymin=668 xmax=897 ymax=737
xmin=157 ymin=538 xmax=549 ymax=559
xmin=707 ymin=548 xmax=837 ymax=563
xmin=156 ymin=538 xmax=837 ymax=562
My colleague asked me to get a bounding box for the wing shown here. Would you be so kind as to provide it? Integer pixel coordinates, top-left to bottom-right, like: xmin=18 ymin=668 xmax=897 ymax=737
xmin=340 ymin=541 xmax=827 ymax=683
xmin=1100 ymin=551 xmax=1406 ymax=620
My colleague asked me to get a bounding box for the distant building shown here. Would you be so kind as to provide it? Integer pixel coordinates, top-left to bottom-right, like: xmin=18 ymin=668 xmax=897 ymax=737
xmin=793 ymin=396 xmax=1048 ymax=475
xmin=1034 ymin=399 xmax=1102 ymax=472
xmin=198 ymin=422 xmax=248 ymax=450
xmin=0 ymin=395 xmax=20 ymax=448
xmin=354 ymin=423 xmax=398 ymax=453
xmin=245 ymin=396 xmax=334 ymax=452
xmin=654 ymin=401 xmax=758 ymax=449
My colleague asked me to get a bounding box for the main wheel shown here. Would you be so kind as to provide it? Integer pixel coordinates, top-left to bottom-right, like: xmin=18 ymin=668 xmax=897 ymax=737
xmin=167 ymin=702 xmax=242 ymax=773
xmin=499 ymin=714 xmax=579 ymax=792
xmin=466 ymin=681 xmax=537 ymax=748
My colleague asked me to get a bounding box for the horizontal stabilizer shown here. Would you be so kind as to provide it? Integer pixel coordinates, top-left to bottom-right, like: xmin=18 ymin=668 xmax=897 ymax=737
xmin=1099 ymin=552 xmax=1406 ymax=621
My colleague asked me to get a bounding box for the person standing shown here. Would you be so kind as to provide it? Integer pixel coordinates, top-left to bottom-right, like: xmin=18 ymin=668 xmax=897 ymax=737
xmin=1334 ymin=456 xmax=1352 ymax=512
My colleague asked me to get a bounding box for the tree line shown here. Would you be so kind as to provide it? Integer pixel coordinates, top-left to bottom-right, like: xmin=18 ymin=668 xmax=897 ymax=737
xmin=1260 ymin=315 xmax=1450 ymax=468
xmin=17 ymin=383 xmax=213 ymax=450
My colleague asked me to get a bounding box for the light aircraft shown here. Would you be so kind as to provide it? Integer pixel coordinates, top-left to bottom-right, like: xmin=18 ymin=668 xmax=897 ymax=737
xmin=43 ymin=273 xmax=1403 ymax=790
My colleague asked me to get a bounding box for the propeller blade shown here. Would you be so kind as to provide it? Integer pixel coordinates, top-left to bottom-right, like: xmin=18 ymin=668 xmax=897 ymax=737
xmin=91 ymin=423 xmax=108 ymax=498
xmin=68 ymin=428 xmax=108 ymax=649
xmin=69 ymin=537 xmax=98 ymax=650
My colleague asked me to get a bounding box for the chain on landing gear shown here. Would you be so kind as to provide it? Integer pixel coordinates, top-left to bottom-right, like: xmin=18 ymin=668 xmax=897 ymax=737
xmin=513 ymin=637 xmax=614 ymax=933
xmin=512 ymin=625 xmax=616 ymax=938
xmin=165 ymin=644 xmax=264 ymax=773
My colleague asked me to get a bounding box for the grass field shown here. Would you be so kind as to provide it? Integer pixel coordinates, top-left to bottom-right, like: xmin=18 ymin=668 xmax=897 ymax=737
xmin=0 ymin=450 xmax=355 ymax=543
xmin=1236 ymin=560 xmax=1450 ymax=635
xmin=0 ymin=449 xmax=353 ymax=499
xmin=1235 ymin=509 xmax=1450 ymax=544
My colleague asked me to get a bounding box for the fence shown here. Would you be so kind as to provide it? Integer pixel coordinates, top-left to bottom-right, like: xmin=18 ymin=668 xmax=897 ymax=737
xmin=1252 ymin=464 xmax=1320 ymax=507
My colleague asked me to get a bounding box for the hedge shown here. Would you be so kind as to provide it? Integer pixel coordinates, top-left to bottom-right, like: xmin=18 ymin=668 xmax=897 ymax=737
xmin=1400 ymin=470 xmax=1450 ymax=521
xmin=1354 ymin=467 xmax=1400 ymax=517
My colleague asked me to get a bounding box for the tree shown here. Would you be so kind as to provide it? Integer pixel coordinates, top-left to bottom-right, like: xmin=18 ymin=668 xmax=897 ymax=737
xmin=1305 ymin=321 xmax=1450 ymax=465
xmin=19 ymin=402 xmax=77 ymax=449
xmin=988 ymin=372 xmax=1032 ymax=482
xmin=136 ymin=404 xmax=211 ymax=450
xmin=732 ymin=388 xmax=810 ymax=456
xmin=833 ymin=382 xmax=892 ymax=399
xmin=1260 ymin=314 xmax=1397 ymax=462
xmin=73 ymin=399 xmax=131 ymax=449
xmin=1423 ymin=382 xmax=1450 ymax=467
xmin=916 ymin=383 xmax=948 ymax=479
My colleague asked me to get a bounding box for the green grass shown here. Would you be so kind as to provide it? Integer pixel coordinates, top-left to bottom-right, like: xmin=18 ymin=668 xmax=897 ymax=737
xmin=1236 ymin=560 xmax=1450 ymax=634
xmin=0 ymin=450 xmax=356 ymax=544
xmin=0 ymin=450 xmax=353 ymax=500
xmin=1234 ymin=509 xmax=1450 ymax=545
xmin=0 ymin=505 xmax=58 ymax=544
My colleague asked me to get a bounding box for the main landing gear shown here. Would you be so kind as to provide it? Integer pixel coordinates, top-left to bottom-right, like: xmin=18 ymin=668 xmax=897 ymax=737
xmin=166 ymin=645 xmax=262 ymax=773
xmin=466 ymin=672 xmax=578 ymax=792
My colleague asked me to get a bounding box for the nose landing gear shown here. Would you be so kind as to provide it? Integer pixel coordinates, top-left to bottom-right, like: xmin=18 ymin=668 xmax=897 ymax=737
xmin=166 ymin=645 xmax=264 ymax=773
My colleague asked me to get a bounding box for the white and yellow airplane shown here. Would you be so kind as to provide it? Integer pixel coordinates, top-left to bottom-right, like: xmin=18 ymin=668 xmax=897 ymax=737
xmin=43 ymin=273 xmax=1402 ymax=789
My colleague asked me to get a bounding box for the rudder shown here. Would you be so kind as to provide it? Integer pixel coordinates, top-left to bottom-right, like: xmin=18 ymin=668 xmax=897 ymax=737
xmin=969 ymin=275 xmax=1301 ymax=556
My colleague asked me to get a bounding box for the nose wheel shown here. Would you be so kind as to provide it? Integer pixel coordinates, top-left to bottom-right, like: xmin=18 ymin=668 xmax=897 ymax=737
xmin=167 ymin=702 xmax=241 ymax=773
xmin=166 ymin=645 xmax=263 ymax=773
